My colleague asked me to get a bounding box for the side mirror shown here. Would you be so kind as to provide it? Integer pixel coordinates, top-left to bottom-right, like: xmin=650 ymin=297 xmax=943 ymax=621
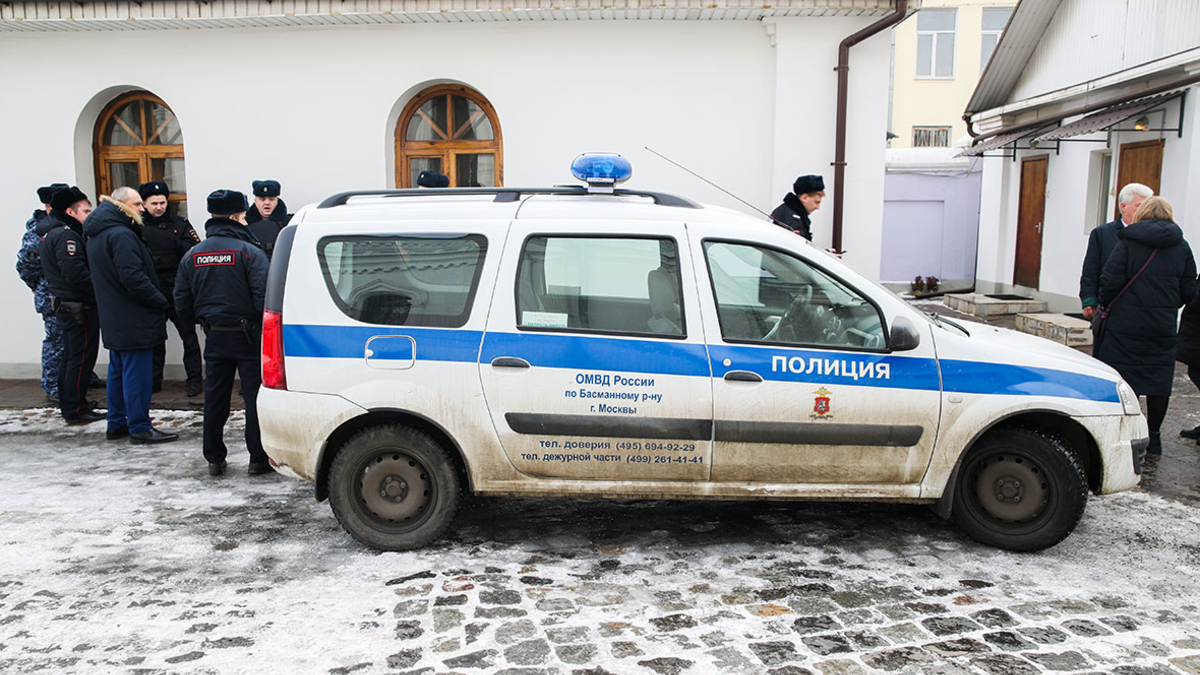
xmin=889 ymin=316 xmax=921 ymax=351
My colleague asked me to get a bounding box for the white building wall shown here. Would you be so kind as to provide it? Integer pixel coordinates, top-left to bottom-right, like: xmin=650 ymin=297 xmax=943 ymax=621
xmin=0 ymin=17 xmax=894 ymax=375
xmin=974 ymin=93 xmax=1200 ymax=310
xmin=1010 ymin=0 xmax=1200 ymax=102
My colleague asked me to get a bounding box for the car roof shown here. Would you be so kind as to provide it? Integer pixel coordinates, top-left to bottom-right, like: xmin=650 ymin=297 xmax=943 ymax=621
xmin=292 ymin=188 xmax=771 ymax=231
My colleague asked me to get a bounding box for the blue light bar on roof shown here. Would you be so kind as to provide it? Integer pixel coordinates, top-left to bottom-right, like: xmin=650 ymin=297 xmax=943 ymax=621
xmin=570 ymin=153 xmax=632 ymax=194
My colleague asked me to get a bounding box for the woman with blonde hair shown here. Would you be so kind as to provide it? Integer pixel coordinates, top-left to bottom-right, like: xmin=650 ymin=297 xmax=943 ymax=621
xmin=1097 ymin=196 xmax=1197 ymax=454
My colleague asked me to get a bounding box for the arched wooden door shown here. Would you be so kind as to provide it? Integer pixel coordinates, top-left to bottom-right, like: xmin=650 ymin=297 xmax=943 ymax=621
xmin=395 ymin=85 xmax=503 ymax=188
xmin=94 ymin=91 xmax=187 ymax=214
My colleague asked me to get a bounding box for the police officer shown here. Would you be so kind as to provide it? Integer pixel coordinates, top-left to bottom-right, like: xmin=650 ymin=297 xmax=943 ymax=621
xmin=176 ymin=190 xmax=271 ymax=476
xmin=37 ymin=186 xmax=104 ymax=424
xmin=770 ymin=174 xmax=825 ymax=242
xmin=245 ymin=179 xmax=292 ymax=259
xmin=416 ymin=170 xmax=450 ymax=188
xmin=138 ymin=182 xmax=204 ymax=396
xmin=18 ymin=183 xmax=67 ymax=402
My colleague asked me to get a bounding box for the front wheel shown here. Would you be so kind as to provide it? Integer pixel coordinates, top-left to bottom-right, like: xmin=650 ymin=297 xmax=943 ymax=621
xmin=952 ymin=427 xmax=1087 ymax=552
xmin=328 ymin=425 xmax=461 ymax=551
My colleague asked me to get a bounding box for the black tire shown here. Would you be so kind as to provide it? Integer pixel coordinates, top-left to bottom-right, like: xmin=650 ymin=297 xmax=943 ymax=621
xmin=951 ymin=427 xmax=1087 ymax=552
xmin=328 ymin=425 xmax=461 ymax=551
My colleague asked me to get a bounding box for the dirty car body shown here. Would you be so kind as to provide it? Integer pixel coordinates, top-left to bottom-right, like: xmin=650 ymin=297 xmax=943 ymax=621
xmin=258 ymin=163 xmax=1146 ymax=553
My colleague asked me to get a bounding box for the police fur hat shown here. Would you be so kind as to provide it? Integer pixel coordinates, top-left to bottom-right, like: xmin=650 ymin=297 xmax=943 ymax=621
xmin=793 ymin=174 xmax=825 ymax=195
xmin=49 ymin=186 xmax=88 ymax=212
xmin=251 ymin=179 xmax=282 ymax=198
xmin=138 ymin=181 xmax=170 ymax=200
xmin=416 ymin=171 xmax=450 ymax=188
xmin=37 ymin=183 xmax=68 ymax=204
xmin=207 ymin=189 xmax=249 ymax=215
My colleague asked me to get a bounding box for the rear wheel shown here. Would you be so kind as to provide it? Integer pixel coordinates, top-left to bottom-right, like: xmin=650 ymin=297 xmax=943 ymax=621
xmin=328 ymin=425 xmax=460 ymax=551
xmin=952 ymin=427 xmax=1087 ymax=552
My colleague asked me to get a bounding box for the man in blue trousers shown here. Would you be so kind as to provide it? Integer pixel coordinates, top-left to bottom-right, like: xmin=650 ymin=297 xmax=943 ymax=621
xmin=85 ymin=187 xmax=179 ymax=444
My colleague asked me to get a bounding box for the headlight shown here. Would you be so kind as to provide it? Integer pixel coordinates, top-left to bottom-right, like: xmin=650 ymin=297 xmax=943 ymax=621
xmin=1116 ymin=380 xmax=1141 ymax=416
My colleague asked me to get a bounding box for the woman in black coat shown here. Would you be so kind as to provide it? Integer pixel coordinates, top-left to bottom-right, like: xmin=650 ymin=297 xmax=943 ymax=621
xmin=1097 ymin=196 xmax=1198 ymax=454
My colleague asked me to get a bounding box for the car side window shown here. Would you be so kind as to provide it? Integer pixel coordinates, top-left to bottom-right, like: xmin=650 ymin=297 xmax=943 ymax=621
xmin=704 ymin=241 xmax=885 ymax=349
xmin=318 ymin=235 xmax=487 ymax=328
xmin=516 ymin=236 xmax=684 ymax=337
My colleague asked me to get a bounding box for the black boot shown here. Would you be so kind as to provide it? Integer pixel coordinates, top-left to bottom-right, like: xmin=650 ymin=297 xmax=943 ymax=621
xmin=1180 ymin=425 xmax=1200 ymax=440
xmin=1147 ymin=431 xmax=1162 ymax=455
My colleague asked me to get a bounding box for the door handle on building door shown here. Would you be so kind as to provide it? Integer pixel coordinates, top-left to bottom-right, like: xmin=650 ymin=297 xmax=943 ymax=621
xmin=1036 ymin=222 xmax=1042 ymax=234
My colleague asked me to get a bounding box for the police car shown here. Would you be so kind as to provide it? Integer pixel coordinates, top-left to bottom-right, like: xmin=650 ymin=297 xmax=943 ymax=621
xmin=258 ymin=154 xmax=1147 ymax=553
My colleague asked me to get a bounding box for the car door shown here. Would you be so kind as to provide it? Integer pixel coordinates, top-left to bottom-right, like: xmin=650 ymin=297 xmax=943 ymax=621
xmin=698 ymin=235 xmax=941 ymax=485
xmin=478 ymin=220 xmax=715 ymax=481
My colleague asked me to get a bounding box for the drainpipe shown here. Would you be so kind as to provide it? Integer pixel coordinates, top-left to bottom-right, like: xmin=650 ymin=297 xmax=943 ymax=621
xmin=832 ymin=0 xmax=909 ymax=252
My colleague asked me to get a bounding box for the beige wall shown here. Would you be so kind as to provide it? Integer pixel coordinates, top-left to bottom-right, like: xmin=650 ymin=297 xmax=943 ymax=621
xmin=891 ymin=0 xmax=1015 ymax=149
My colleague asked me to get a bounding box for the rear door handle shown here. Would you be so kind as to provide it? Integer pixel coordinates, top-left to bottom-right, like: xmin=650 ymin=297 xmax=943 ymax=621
xmin=491 ymin=357 xmax=531 ymax=369
xmin=724 ymin=370 xmax=763 ymax=382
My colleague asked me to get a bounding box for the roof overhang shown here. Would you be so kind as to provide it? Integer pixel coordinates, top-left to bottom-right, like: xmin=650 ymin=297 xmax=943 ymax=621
xmin=961 ymin=47 xmax=1200 ymax=156
xmin=0 ymin=0 xmax=906 ymax=32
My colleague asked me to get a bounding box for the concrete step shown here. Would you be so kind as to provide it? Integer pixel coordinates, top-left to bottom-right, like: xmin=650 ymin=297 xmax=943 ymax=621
xmin=944 ymin=293 xmax=1048 ymax=316
xmin=1014 ymin=312 xmax=1093 ymax=347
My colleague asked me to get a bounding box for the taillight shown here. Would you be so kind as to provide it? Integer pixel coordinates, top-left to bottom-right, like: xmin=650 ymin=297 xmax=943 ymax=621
xmin=262 ymin=309 xmax=287 ymax=390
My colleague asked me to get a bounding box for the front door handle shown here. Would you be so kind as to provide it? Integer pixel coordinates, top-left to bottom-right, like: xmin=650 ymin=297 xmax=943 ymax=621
xmin=491 ymin=356 xmax=531 ymax=369
xmin=724 ymin=370 xmax=763 ymax=382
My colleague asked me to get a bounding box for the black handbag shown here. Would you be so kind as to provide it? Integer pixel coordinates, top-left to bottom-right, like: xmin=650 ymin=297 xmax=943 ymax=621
xmin=1094 ymin=248 xmax=1158 ymax=349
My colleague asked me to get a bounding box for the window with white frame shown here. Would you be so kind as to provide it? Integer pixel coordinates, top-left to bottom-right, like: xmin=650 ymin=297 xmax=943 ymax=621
xmin=980 ymin=7 xmax=1014 ymax=75
xmin=916 ymin=9 xmax=956 ymax=78
xmin=913 ymin=126 xmax=952 ymax=147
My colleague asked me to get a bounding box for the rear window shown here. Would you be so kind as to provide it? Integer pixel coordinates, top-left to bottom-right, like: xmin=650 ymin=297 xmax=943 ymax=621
xmin=318 ymin=235 xmax=487 ymax=327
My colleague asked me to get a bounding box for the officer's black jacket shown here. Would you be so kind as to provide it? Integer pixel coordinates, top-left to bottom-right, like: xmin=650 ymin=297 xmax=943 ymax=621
xmin=174 ymin=219 xmax=269 ymax=329
xmin=769 ymin=192 xmax=813 ymax=241
xmin=246 ymin=198 xmax=292 ymax=257
xmin=141 ymin=210 xmax=200 ymax=289
xmin=36 ymin=210 xmax=94 ymax=302
xmin=84 ymin=198 xmax=168 ymax=351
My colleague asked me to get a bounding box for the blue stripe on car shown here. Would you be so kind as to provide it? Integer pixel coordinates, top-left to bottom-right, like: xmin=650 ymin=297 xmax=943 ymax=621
xmin=282 ymin=325 xmax=1118 ymax=402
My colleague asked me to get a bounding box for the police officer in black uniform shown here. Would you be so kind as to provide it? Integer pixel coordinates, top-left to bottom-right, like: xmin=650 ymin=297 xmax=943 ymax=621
xmin=245 ymin=179 xmax=292 ymax=259
xmin=138 ymin=182 xmax=204 ymax=396
xmin=36 ymin=186 xmax=104 ymax=424
xmin=175 ymin=190 xmax=271 ymax=476
xmin=770 ymin=174 xmax=826 ymax=242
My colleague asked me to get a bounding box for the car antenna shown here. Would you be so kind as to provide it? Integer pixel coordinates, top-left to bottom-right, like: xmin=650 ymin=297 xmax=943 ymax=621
xmin=644 ymin=146 xmax=776 ymax=222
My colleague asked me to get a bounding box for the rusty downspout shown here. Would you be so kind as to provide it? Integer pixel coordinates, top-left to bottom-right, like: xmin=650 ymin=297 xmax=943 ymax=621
xmin=832 ymin=0 xmax=909 ymax=252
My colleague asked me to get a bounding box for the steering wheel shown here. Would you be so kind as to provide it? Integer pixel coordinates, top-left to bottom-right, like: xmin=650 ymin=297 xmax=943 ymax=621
xmin=766 ymin=285 xmax=822 ymax=344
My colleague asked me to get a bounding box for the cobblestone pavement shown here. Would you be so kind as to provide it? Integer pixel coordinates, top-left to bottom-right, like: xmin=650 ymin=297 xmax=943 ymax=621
xmin=1 ymin=413 xmax=1198 ymax=675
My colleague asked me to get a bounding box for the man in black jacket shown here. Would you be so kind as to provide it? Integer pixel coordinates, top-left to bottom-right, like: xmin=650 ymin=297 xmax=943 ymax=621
xmin=245 ymin=179 xmax=292 ymax=259
xmin=85 ymin=187 xmax=179 ymax=445
xmin=770 ymin=174 xmax=825 ymax=242
xmin=36 ymin=186 xmax=103 ymax=424
xmin=1079 ymin=182 xmax=1153 ymax=320
xmin=176 ymin=190 xmax=271 ymax=476
xmin=138 ymin=181 xmax=203 ymax=396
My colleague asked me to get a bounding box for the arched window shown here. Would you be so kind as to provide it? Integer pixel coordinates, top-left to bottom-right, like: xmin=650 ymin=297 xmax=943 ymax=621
xmin=395 ymin=85 xmax=503 ymax=188
xmin=94 ymin=91 xmax=187 ymax=214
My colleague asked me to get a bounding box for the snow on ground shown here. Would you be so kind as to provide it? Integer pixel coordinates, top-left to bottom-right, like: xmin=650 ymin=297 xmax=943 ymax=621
xmin=1 ymin=410 xmax=1199 ymax=674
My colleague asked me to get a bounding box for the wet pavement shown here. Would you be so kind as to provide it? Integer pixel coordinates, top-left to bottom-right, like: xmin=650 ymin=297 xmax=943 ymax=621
xmin=0 ymin=415 xmax=1198 ymax=675
xmin=1 ymin=300 xmax=1198 ymax=674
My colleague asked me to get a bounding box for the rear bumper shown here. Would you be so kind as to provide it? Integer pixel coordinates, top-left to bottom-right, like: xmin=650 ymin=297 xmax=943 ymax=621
xmin=258 ymin=388 xmax=366 ymax=482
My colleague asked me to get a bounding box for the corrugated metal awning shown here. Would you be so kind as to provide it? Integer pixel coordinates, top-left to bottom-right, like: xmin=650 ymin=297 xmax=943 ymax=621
xmin=958 ymin=126 xmax=1045 ymax=157
xmin=1032 ymin=93 xmax=1177 ymax=142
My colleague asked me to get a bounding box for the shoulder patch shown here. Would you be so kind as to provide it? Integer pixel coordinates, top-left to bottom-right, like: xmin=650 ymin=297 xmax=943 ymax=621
xmin=65 ymin=240 xmax=78 ymax=256
xmin=194 ymin=250 xmax=236 ymax=267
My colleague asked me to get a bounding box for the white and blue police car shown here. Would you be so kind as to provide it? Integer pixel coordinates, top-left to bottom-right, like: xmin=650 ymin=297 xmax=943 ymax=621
xmin=258 ymin=153 xmax=1147 ymax=552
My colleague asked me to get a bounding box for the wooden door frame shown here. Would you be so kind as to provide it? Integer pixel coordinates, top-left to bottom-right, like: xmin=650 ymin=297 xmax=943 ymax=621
xmin=1013 ymin=154 xmax=1049 ymax=290
xmin=93 ymin=91 xmax=186 ymax=201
